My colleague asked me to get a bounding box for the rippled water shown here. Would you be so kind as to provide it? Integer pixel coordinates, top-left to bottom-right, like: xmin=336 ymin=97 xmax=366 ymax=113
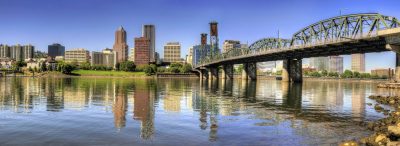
xmin=0 ymin=77 xmax=395 ymax=145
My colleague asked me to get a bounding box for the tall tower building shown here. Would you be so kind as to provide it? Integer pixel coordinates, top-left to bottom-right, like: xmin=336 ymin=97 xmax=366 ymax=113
xmin=163 ymin=42 xmax=181 ymax=63
xmin=134 ymin=37 xmax=150 ymax=65
xmin=113 ymin=26 xmax=128 ymax=63
xmin=328 ymin=56 xmax=344 ymax=73
xmin=209 ymin=21 xmax=220 ymax=57
xmin=309 ymin=57 xmax=329 ymax=71
xmin=351 ymin=53 xmax=365 ymax=73
xmin=142 ymin=25 xmax=155 ymax=63
xmin=48 ymin=43 xmax=65 ymax=58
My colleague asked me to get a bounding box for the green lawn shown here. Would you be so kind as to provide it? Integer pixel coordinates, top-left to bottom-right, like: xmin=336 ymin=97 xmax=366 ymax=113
xmin=72 ymin=70 xmax=146 ymax=77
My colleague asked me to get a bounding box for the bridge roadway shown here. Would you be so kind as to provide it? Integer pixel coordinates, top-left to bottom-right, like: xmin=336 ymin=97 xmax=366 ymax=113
xmin=195 ymin=13 xmax=400 ymax=82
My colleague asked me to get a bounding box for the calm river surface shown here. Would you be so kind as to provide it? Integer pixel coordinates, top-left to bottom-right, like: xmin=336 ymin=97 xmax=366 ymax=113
xmin=0 ymin=77 xmax=396 ymax=145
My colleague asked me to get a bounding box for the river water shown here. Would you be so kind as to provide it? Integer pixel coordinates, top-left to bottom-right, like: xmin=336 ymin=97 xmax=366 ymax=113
xmin=0 ymin=77 xmax=395 ymax=145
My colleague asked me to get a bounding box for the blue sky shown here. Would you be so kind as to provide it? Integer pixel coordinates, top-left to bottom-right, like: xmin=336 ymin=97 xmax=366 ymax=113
xmin=0 ymin=0 xmax=398 ymax=71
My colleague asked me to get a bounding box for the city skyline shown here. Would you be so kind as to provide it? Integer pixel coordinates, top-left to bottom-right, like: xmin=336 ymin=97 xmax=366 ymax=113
xmin=1 ymin=0 xmax=399 ymax=71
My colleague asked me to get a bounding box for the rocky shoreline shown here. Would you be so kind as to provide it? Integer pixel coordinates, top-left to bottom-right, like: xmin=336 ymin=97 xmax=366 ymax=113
xmin=341 ymin=95 xmax=400 ymax=146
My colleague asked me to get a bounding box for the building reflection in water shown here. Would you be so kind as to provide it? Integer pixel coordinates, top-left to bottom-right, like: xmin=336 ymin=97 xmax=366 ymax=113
xmin=133 ymin=80 xmax=155 ymax=140
xmin=351 ymin=83 xmax=366 ymax=119
xmin=113 ymin=81 xmax=128 ymax=130
xmin=1 ymin=77 xmax=398 ymax=144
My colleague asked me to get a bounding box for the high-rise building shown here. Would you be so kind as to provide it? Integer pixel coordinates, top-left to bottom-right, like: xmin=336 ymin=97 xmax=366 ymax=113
xmin=129 ymin=48 xmax=135 ymax=62
xmin=91 ymin=48 xmax=117 ymax=68
xmin=142 ymin=25 xmax=155 ymax=63
xmin=193 ymin=44 xmax=211 ymax=67
xmin=352 ymin=53 xmax=365 ymax=73
xmin=134 ymin=37 xmax=150 ymax=65
xmin=65 ymin=48 xmax=90 ymax=64
xmin=329 ymin=56 xmax=344 ymax=73
xmin=113 ymin=26 xmax=128 ymax=63
xmin=1 ymin=44 xmax=35 ymax=61
xmin=163 ymin=42 xmax=181 ymax=63
xmin=48 ymin=43 xmax=65 ymax=58
xmin=186 ymin=47 xmax=193 ymax=65
xmin=209 ymin=22 xmax=220 ymax=56
xmin=222 ymin=40 xmax=241 ymax=53
xmin=309 ymin=57 xmax=329 ymax=71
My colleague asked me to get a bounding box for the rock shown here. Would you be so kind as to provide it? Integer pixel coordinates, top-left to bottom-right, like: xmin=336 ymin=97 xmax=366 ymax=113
xmin=339 ymin=140 xmax=358 ymax=146
xmin=389 ymin=125 xmax=400 ymax=137
xmin=387 ymin=141 xmax=400 ymax=146
xmin=390 ymin=100 xmax=396 ymax=105
xmin=375 ymin=134 xmax=388 ymax=144
xmin=375 ymin=104 xmax=384 ymax=112
xmin=367 ymin=103 xmax=373 ymax=106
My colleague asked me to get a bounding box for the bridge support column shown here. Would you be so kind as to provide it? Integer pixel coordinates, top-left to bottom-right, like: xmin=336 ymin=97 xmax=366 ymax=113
xmin=242 ymin=63 xmax=257 ymax=80
xmin=222 ymin=64 xmax=234 ymax=80
xmin=396 ymin=53 xmax=400 ymax=81
xmin=199 ymin=69 xmax=208 ymax=80
xmin=208 ymin=67 xmax=219 ymax=81
xmin=387 ymin=44 xmax=400 ymax=81
xmin=282 ymin=59 xmax=302 ymax=82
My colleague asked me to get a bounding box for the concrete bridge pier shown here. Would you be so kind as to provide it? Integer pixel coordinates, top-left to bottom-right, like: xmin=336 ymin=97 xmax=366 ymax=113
xmin=242 ymin=63 xmax=257 ymax=80
xmin=386 ymin=44 xmax=400 ymax=81
xmin=208 ymin=67 xmax=219 ymax=81
xmin=199 ymin=69 xmax=209 ymax=80
xmin=282 ymin=59 xmax=303 ymax=82
xmin=222 ymin=64 xmax=234 ymax=80
xmin=396 ymin=53 xmax=400 ymax=81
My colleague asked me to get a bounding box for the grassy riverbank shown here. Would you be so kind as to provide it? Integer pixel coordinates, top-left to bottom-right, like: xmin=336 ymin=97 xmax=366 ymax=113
xmin=71 ymin=70 xmax=147 ymax=77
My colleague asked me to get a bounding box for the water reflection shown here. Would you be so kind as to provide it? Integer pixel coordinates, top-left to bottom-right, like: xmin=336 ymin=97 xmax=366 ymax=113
xmin=0 ymin=78 xmax=396 ymax=145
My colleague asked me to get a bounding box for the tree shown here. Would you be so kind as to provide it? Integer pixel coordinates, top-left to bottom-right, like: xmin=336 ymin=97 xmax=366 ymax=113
xmin=235 ymin=65 xmax=243 ymax=74
xmin=321 ymin=70 xmax=328 ymax=77
xmin=180 ymin=64 xmax=192 ymax=73
xmin=80 ymin=62 xmax=91 ymax=70
xmin=169 ymin=63 xmax=182 ymax=73
xmin=328 ymin=72 xmax=339 ymax=77
xmin=33 ymin=66 xmax=38 ymax=73
xmin=342 ymin=70 xmax=353 ymax=78
xmin=62 ymin=64 xmax=75 ymax=74
xmin=40 ymin=62 xmax=47 ymax=72
xmin=144 ymin=65 xmax=156 ymax=76
xmin=353 ymin=71 xmax=361 ymax=78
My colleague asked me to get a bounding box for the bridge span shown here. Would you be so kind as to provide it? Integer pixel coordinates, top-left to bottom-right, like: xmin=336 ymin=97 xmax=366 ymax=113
xmin=194 ymin=13 xmax=400 ymax=82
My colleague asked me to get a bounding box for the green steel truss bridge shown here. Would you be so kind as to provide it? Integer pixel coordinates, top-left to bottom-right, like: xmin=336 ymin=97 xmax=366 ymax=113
xmin=195 ymin=13 xmax=400 ymax=82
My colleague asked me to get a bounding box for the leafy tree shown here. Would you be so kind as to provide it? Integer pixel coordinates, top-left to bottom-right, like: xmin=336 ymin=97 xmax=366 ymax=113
xmin=169 ymin=63 xmax=182 ymax=73
xmin=341 ymin=70 xmax=353 ymax=78
xmin=80 ymin=62 xmax=91 ymax=70
xmin=321 ymin=70 xmax=328 ymax=77
xmin=62 ymin=64 xmax=75 ymax=74
xmin=33 ymin=66 xmax=38 ymax=73
xmin=40 ymin=62 xmax=47 ymax=72
xmin=328 ymin=72 xmax=339 ymax=77
xmin=235 ymin=65 xmax=243 ymax=74
xmin=144 ymin=65 xmax=156 ymax=76
xmin=180 ymin=64 xmax=192 ymax=73
xmin=118 ymin=61 xmax=136 ymax=72
xmin=353 ymin=71 xmax=361 ymax=78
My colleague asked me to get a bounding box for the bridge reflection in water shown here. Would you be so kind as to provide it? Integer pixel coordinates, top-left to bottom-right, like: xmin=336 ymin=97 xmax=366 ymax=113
xmin=0 ymin=77 xmax=396 ymax=145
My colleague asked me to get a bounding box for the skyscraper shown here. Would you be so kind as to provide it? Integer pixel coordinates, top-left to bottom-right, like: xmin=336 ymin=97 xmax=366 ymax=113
xmin=352 ymin=53 xmax=365 ymax=73
xmin=142 ymin=25 xmax=155 ymax=63
xmin=163 ymin=42 xmax=181 ymax=63
xmin=134 ymin=37 xmax=150 ymax=65
xmin=309 ymin=57 xmax=329 ymax=71
xmin=328 ymin=56 xmax=344 ymax=73
xmin=113 ymin=26 xmax=128 ymax=63
xmin=48 ymin=43 xmax=65 ymax=58
xmin=129 ymin=48 xmax=135 ymax=62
